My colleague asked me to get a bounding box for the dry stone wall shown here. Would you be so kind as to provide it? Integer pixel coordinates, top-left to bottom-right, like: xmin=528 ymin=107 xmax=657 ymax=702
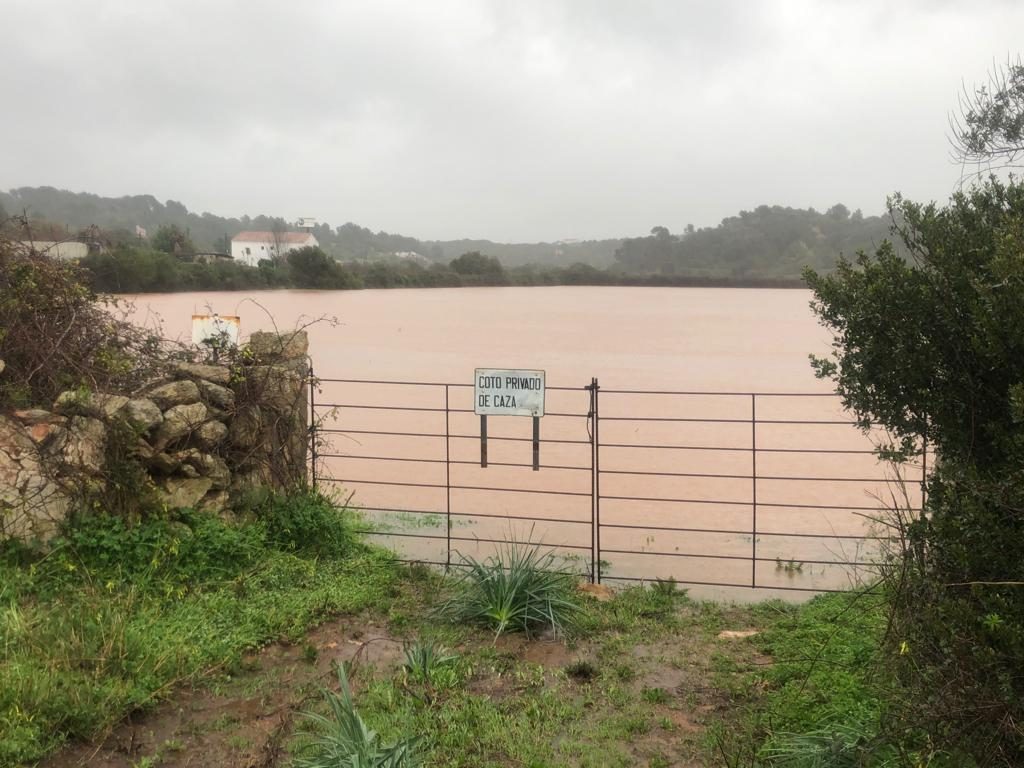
xmin=0 ymin=331 xmax=310 ymax=542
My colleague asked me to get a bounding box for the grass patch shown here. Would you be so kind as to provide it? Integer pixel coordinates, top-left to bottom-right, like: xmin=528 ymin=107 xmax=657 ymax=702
xmin=710 ymin=590 xmax=895 ymax=765
xmin=753 ymin=592 xmax=886 ymax=733
xmin=288 ymin=584 xmax=736 ymax=768
xmin=4 ymin=500 xmax=901 ymax=768
xmin=0 ymin=491 xmax=398 ymax=767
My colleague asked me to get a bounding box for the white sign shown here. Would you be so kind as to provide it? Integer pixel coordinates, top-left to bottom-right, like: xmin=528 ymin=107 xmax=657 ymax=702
xmin=474 ymin=368 xmax=545 ymax=417
xmin=191 ymin=314 xmax=240 ymax=348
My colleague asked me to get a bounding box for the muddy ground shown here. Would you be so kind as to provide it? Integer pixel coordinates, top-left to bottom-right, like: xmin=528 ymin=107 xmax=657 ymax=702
xmin=39 ymin=591 xmax=767 ymax=768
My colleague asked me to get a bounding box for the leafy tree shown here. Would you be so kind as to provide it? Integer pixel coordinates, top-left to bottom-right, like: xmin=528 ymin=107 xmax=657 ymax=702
xmin=826 ymin=203 xmax=850 ymax=220
xmin=287 ymin=246 xmax=337 ymax=288
xmin=151 ymin=224 xmax=195 ymax=258
xmin=805 ymin=177 xmax=1024 ymax=765
xmin=449 ymin=251 xmax=505 ymax=283
xmin=952 ymin=56 xmax=1024 ymax=171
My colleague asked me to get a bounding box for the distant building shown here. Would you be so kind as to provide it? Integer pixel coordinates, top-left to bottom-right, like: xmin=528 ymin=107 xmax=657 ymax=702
xmin=193 ymin=251 xmax=233 ymax=265
xmin=391 ymin=250 xmax=430 ymax=264
xmin=231 ymin=231 xmax=319 ymax=266
xmin=16 ymin=240 xmax=90 ymax=261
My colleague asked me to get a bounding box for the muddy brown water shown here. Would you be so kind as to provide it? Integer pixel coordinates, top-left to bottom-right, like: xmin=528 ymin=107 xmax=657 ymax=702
xmin=127 ymin=286 xmax=922 ymax=601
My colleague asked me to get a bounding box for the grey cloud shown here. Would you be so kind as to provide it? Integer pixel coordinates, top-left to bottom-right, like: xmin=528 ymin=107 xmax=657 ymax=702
xmin=2 ymin=0 xmax=1022 ymax=241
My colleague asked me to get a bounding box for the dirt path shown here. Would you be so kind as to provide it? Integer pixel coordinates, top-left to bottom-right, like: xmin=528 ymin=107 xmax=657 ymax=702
xmin=39 ymin=596 xmax=767 ymax=768
xmin=38 ymin=616 xmax=402 ymax=768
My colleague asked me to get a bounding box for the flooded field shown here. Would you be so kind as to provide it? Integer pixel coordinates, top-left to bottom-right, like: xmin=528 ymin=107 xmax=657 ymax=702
xmin=129 ymin=286 xmax=923 ymax=600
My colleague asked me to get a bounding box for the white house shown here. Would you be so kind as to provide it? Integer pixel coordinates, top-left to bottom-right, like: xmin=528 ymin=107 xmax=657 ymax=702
xmin=231 ymin=231 xmax=319 ymax=266
xmin=16 ymin=240 xmax=90 ymax=260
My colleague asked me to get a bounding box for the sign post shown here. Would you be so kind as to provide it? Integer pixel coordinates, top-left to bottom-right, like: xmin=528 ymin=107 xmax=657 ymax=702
xmin=191 ymin=314 xmax=240 ymax=361
xmin=474 ymin=368 xmax=546 ymax=470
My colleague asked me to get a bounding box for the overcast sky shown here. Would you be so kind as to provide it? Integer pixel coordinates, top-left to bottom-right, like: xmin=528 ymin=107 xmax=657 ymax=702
xmin=2 ymin=1 xmax=1021 ymax=242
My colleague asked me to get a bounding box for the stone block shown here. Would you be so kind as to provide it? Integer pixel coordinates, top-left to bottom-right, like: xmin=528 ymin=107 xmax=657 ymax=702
xmin=197 ymin=379 xmax=235 ymax=410
xmin=59 ymin=417 xmax=106 ymax=474
xmin=54 ymin=391 xmax=130 ymax=420
xmin=159 ymin=477 xmax=213 ymax=510
xmin=173 ymin=362 xmax=231 ymax=386
xmin=198 ymin=489 xmax=230 ymax=515
xmin=145 ymin=380 xmax=201 ymax=410
xmin=0 ymin=415 xmax=71 ymax=541
xmin=229 ymin=405 xmax=262 ymax=448
xmin=148 ymin=452 xmax=180 ymax=474
xmin=122 ymin=398 xmax=163 ymax=433
xmin=247 ymin=330 xmax=308 ymax=360
xmin=152 ymin=402 xmax=208 ymax=450
xmin=247 ymin=366 xmax=304 ymax=413
xmin=28 ymin=421 xmax=65 ymax=447
xmin=13 ymin=409 xmax=55 ymax=425
xmin=196 ymin=420 xmax=228 ymax=449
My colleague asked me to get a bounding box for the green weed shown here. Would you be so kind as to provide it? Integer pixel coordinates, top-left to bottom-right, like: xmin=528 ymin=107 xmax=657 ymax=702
xmin=294 ymin=664 xmax=421 ymax=768
xmin=402 ymin=639 xmax=460 ymax=687
xmin=641 ymin=687 xmax=670 ymax=704
xmin=564 ymin=659 xmax=599 ymax=682
xmin=651 ymin=576 xmax=684 ymax=598
xmin=303 ymin=642 xmax=320 ymax=665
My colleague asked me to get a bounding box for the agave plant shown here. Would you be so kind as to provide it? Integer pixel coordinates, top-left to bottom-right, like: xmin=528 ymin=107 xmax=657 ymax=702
xmin=402 ymin=639 xmax=459 ymax=685
xmin=441 ymin=540 xmax=580 ymax=638
xmin=295 ymin=664 xmax=420 ymax=768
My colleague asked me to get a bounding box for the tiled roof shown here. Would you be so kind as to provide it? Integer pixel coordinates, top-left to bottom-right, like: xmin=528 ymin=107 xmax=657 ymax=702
xmin=232 ymin=231 xmax=315 ymax=243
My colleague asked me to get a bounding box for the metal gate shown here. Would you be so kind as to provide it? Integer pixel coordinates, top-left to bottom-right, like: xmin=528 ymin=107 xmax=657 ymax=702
xmin=309 ymin=373 xmax=925 ymax=596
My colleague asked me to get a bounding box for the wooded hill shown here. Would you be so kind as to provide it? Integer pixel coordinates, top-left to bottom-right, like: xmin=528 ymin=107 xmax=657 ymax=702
xmin=1 ymin=186 xmax=896 ymax=280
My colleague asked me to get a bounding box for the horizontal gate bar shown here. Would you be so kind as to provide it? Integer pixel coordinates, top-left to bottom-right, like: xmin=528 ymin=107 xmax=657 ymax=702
xmin=309 ymin=373 xmax=924 ymax=597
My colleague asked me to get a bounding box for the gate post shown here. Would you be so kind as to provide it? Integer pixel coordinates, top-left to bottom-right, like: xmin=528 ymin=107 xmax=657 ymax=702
xmin=445 ymin=384 xmax=452 ymax=572
xmin=921 ymin=434 xmax=928 ymax=510
xmin=587 ymin=377 xmax=601 ymax=584
xmin=751 ymin=393 xmax=757 ymax=588
xmin=308 ymin=360 xmax=317 ymax=490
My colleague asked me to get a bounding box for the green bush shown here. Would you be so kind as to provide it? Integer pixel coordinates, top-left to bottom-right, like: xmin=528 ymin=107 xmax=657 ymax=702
xmin=0 ymin=231 xmax=166 ymax=408
xmin=258 ymin=489 xmax=361 ymax=558
xmin=24 ymin=490 xmax=360 ymax=596
xmin=758 ymin=714 xmax=901 ymax=768
xmin=38 ymin=512 xmax=264 ymax=594
xmin=806 ymin=178 xmax=1024 ymax=765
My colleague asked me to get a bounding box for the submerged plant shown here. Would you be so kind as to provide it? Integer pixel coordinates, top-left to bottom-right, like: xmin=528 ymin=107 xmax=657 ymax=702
xmin=652 ymin=576 xmax=683 ymax=597
xmin=440 ymin=541 xmax=580 ymax=639
xmin=295 ymin=664 xmax=420 ymax=768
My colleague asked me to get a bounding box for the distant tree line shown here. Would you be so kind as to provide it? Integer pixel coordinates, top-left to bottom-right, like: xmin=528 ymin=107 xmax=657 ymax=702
xmin=71 ymin=244 xmax=805 ymax=294
xmin=614 ymin=204 xmax=895 ymax=279
xmin=1 ymin=187 xmax=904 ymax=286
